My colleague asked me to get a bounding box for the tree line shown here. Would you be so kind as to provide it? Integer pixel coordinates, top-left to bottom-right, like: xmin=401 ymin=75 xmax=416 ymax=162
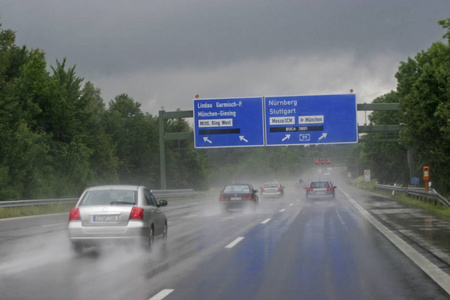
xmin=0 ymin=23 xmax=208 ymax=200
xmin=358 ymin=18 xmax=449 ymax=195
xmin=0 ymin=18 xmax=448 ymax=200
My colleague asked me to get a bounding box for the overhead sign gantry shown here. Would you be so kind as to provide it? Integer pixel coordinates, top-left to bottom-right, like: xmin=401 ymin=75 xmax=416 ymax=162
xmin=193 ymin=94 xmax=358 ymax=148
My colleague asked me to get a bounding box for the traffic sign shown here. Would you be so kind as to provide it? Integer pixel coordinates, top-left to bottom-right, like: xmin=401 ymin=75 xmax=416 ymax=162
xmin=193 ymin=97 xmax=264 ymax=148
xmin=265 ymin=94 xmax=358 ymax=146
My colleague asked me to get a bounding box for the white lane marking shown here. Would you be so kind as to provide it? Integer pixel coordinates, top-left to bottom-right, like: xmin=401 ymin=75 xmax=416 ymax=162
xmin=289 ymin=203 xmax=294 ymax=206
xmin=341 ymin=189 xmax=450 ymax=296
xmin=42 ymin=223 xmax=67 ymax=228
xmin=279 ymin=208 xmax=286 ymax=212
xmin=225 ymin=237 xmax=244 ymax=249
xmin=221 ymin=216 xmax=235 ymax=222
xmin=149 ymin=289 xmax=174 ymax=300
xmin=261 ymin=218 xmax=271 ymax=224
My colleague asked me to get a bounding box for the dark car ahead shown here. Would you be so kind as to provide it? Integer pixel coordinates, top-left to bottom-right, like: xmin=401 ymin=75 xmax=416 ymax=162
xmin=306 ymin=180 xmax=336 ymax=200
xmin=68 ymin=185 xmax=168 ymax=254
xmin=219 ymin=183 xmax=259 ymax=212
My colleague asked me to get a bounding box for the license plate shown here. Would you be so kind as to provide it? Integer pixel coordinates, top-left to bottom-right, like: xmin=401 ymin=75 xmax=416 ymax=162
xmin=93 ymin=215 xmax=119 ymax=222
xmin=230 ymin=197 xmax=241 ymax=200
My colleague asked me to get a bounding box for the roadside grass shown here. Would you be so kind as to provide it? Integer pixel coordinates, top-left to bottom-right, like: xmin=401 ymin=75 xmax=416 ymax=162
xmin=351 ymin=176 xmax=450 ymax=219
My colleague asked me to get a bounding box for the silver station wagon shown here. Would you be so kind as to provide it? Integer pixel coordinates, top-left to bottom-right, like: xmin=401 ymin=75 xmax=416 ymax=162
xmin=68 ymin=185 xmax=167 ymax=253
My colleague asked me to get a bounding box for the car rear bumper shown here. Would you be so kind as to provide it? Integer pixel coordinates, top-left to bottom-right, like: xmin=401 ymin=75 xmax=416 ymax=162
xmin=306 ymin=193 xmax=335 ymax=199
xmin=261 ymin=192 xmax=283 ymax=197
xmin=220 ymin=200 xmax=257 ymax=209
xmin=68 ymin=220 xmax=149 ymax=246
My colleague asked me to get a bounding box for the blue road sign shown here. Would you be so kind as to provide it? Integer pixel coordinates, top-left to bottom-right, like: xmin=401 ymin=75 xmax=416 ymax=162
xmin=265 ymin=94 xmax=358 ymax=146
xmin=194 ymin=97 xmax=264 ymax=148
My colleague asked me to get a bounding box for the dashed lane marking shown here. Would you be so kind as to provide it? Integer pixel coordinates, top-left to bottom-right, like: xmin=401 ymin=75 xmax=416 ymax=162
xmin=149 ymin=289 xmax=174 ymax=300
xmin=225 ymin=237 xmax=244 ymax=249
xmin=261 ymin=218 xmax=271 ymax=224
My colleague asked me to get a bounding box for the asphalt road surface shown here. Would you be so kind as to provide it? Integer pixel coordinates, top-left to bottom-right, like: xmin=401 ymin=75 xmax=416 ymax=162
xmin=1 ymin=176 xmax=450 ymax=300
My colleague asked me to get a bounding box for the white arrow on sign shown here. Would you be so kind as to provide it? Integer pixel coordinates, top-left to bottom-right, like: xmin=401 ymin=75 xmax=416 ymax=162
xmin=282 ymin=134 xmax=291 ymax=142
xmin=203 ymin=137 xmax=212 ymax=144
xmin=239 ymin=136 xmax=248 ymax=143
xmin=318 ymin=133 xmax=328 ymax=140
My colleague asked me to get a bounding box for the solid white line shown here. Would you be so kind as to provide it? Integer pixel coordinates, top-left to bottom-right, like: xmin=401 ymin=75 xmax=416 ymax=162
xmin=341 ymin=189 xmax=450 ymax=296
xmin=261 ymin=218 xmax=271 ymax=224
xmin=279 ymin=208 xmax=286 ymax=212
xmin=289 ymin=203 xmax=294 ymax=206
xmin=149 ymin=289 xmax=174 ymax=300
xmin=225 ymin=237 xmax=244 ymax=249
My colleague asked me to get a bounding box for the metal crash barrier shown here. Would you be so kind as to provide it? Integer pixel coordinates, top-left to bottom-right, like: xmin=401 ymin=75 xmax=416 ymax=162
xmin=375 ymin=184 xmax=450 ymax=207
xmin=0 ymin=189 xmax=198 ymax=208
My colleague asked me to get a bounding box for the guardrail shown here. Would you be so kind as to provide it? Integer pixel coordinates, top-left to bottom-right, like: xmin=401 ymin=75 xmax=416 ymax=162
xmin=0 ymin=189 xmax=198 ymax=208
xmin=151 ymin=189 xmax=198 ymax=198
xmin=375 ymin=184 xmax=450 ymax=207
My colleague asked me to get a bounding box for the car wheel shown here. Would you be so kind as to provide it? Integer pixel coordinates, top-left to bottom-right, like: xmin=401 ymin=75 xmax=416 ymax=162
xmin=162 ymin=222 xmax=168 ymax=240
xmin=145 ymin=226 xmax=154 ymax=252
xmin=72 ymin=243 xmax=83 ymax=255
xmin=221 ymin=205 xmax=229 ymax=214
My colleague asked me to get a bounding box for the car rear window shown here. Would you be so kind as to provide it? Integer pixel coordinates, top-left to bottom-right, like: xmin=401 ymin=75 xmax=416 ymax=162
xmin=80 ymin=190 xmax=137 ymax=206
xmin=264 ymin=183 xmax=280 ymax=188
xmin=310 ymin=182 xmax=330 ymax=188
xmin=223 ymin=185 xmax=250 ymax=193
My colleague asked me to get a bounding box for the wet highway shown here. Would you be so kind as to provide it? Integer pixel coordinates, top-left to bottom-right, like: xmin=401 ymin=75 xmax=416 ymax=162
xmin=1 ymin=177 xmax=450 ymax=300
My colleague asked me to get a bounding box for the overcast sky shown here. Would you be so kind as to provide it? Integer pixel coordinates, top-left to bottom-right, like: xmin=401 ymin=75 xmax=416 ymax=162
xmin=1 ymin=1 xmax=449 ymax=121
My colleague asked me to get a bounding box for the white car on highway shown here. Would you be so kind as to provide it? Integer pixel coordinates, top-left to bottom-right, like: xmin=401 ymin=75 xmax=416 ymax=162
xmin=68 ymin=185 xmax=168 ymax=254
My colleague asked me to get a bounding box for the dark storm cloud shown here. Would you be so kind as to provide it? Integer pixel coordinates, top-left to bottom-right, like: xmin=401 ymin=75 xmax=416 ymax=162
xmin=0 ymin=0 xmax=449 ymax=114
xmin=3 ymin=0 xmax=448 ymax=75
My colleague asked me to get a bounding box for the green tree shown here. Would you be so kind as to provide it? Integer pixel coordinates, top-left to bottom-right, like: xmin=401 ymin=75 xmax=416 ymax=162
xmin=106 ymin=94 xmax=160 ymax=186
xmin=164 ymin=111 xmax=208 ymax=189
xmin=0 ymin=43 xmax=55 ymax=199
xmin=360 ymin=92 xmax=409 ymax=184
xmin=396 ymin=18 xmax=450 ymax=193
xmin=80 ymin=82 xmax=119 ymax=184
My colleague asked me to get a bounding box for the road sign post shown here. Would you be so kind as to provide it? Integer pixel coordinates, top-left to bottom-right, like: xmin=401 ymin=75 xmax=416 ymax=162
xmin=423 ymin=166 xmax=430 ymax=192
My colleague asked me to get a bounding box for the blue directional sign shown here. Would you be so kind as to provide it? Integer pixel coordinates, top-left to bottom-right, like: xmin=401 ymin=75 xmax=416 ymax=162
xmin=194 ymin=97 xmax=264 ymax=148
xmin=265 ymin=94 xmax=358 ymax=146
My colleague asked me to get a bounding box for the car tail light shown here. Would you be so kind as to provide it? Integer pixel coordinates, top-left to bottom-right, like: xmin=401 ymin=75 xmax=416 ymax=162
xmin=246 ymin=195 xmax=252 ymax=200
xmin=130 ymin=207 xmax=144 ymax=220
xmin=327 ymin=187 xmax=334 ymax=191
xmin=261 ymin=188 xmax=265 ymax=192
xmin=278 ymin=187 xmax=282 ymax=192
xmin=69 ymin=207 xmax=80 ymax=221
xmin=220 ymin=195 xmax=228 ymax=200
xmin=307 ymin=188 xmax=313 ymax=191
